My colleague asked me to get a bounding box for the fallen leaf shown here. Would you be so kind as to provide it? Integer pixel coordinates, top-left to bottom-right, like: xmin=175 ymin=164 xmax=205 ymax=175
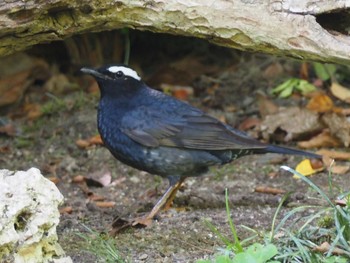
xmin=0 ymin=123 xmax=16 ymax=136
xmin=0 ymin=70 xmax=31 ymax=107
xmin=160 ymin=84 xmax=194 ymax=101
xmin=44 ymin=73 xmax=78 ymax=94
xmin=86 ymin=169 xmax=112 ymax=187
xmin=218 ymin=115 xmax=226 ymax=123
xmin=59 ymin=206 xmax=73 ymax=214
xmin=330 ymin=165 xmax=349 ymax=175
xmin=48 ymin=176 xmax=60 ymax=184
xmin=268 ymin=172 xmax=278 ymax=178
xmin=95 ymin=201 xmax=116 ymax=208
xmin=317 ymin=149 xmax=350 ymax=160
xmin=87 ymin=79 xmax=99 ymax=94
xmin=306 ymin=93 xmax=333 ymax=113
xmin=254 ymin=186 xmax=285 ymax=195
xmin=294 ymin=159 xmax=324 ymax=178
xmin=313 ymin=241 xmax=347 ymax=256
xmin=339 ymin=108 xmax=350 ymax=115
xmin=256 ymin=92 xmax=279 ymax=117
xmin=322 ymin=113 xmax=350 ymax=147
xmin=111 ymin=176 xmax=127 ymax=186
xmin=88 ymin=134 xmax=103 ymax=145
xmin=238 ymin=117 xmax=261 ymax=131
xmin=72 ymin=175 xmax=86 ymax=183
xmin=330 ymin=82 xmax=350 ymax=103
xmin=76 ymin=135 xmax=103 ymax=149
xmin=298 ymin=130 xmax=341 ymax=149
xmin=335 ymin=199 xmax=348 ymax=206
xmin=224 ymin=105 xmax=237 ymax=112
xmin=0 ymin=145 xmax=10 ymax=153
xmin=23 ymin=103 xmax=42 ymax=120
xmin=262 ymin=62 xmax=284 ymax=80
xmin=310 ymin=158 xmax=324 ymax=170
xmin=89 ymin=194 xmax=106 ymax=201
xmin=260 ymin=107 xmax=323 ymax=142
xmin=322 ymin=155 xmax=334 ymax=168
xmin=75 ymin=139 xmax=90 ymax=149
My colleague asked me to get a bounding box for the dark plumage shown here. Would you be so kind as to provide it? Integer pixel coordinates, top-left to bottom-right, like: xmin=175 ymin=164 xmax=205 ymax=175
xmin=81 ymin=64 xmax=320 ymax=226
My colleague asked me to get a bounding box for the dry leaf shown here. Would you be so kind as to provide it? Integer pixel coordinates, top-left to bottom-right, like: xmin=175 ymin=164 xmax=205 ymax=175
xmin=23 ymin=103 xmax=42 ymax=120
xmin=86 ymin=169 xmax=112 ymax=187
xmin=335 ymin=199 xmax=348 ymax=206
xmin=310 ymin=158 xmax=324 ymax=170
xmin=260 ymin=107 xmax=323 ymax=141
xmin=306 ymin=93 xmax=333 ymax=113
xmin=322 ymin=113 xmax=350 ymax=147
xmin=262 ymin=62 xmax=284 ymax=80
xmin=59 ymin=206 xmax=73 ymax=214
xmin=330 ymin=82 xmax=350 ymax=103
xmin=95 ymin=201 xmax=116 ymax=208
xmin=160 ymin=83 xmax=194 ymax=100
xmin=256 ymin=93 xmax=279 ymax=117
xmin=88 ymin=134 xmax=103 ymax=145
xmin=330 ymin=165 xmax=349 ymax=175
xmin=76 ymin=135 xmax=103 ymax=149
xmin=0 ymin=145 xmax=10 ymax=153
xmin=89 ymin=194 xmax=106 ymax=201
xmin=254 ymin=186 xmax=285 ymax=195
xmin=76 ymin=139 xmax=91 ymax=149
xmin=238 ymin=117 xmax=261 ymax=131
xmin=294 ymin=159 xmax=324 ymax=178
xmin=87 ymin=79 xmax=99 ymax=94
xmin=44 ymin=73 xmax=76 ymax=95
xmin=298 ymin=130 xmax=341 ymax=149
xmin=72 ymin=175 xmax=86 ymax=183
xmin=322 ymin=155 xmax=334 ymax=168
xmin=0 ymin=123 xmax=16 ymax=136
xmin=313 ymin=241 xmax=347 ymax=256
xmin=48 ymin=176 xmax=60 ymax=184
xmin=317 ymin=149 xmax=350 ymax=160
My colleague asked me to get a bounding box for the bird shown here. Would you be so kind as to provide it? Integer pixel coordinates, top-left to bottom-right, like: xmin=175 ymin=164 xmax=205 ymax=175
xmin=81 ymin=64 xmax=321 ymax=227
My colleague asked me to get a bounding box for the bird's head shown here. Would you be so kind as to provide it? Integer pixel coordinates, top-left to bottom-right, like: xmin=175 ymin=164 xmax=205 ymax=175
xmin=81 ymin=64 xmax=143 ymax=96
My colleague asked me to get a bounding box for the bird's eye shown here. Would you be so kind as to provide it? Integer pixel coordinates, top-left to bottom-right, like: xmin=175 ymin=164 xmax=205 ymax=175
xmin=115 ymin=71 xmax=124 ymax=78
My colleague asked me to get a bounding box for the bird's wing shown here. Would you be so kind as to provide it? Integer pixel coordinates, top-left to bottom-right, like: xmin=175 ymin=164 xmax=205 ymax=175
xmin=121 ymin=106 xmax=267 ymax=150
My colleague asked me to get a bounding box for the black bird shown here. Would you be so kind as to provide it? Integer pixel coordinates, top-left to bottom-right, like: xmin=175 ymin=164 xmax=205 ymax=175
xmin=81 ymin=64 xmax=320 ymax=226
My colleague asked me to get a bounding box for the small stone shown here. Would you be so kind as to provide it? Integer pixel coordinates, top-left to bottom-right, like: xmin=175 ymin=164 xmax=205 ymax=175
xmin=139 ymin=254 xmax=148 ymax=260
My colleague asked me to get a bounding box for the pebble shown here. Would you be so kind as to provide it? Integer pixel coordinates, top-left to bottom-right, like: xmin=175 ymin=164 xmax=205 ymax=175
xmin=139 ymin=254 xmax=148 ymax=260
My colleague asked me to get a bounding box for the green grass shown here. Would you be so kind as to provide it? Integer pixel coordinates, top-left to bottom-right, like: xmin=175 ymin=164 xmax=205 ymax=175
xmin=76 ymin=225 xmax=127 ymax=263
xmin=198 ymin=167 xmax=350 ymax=263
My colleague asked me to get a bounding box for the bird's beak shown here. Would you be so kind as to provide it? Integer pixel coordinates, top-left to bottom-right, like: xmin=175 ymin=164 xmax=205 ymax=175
xmin=81 ymin=67 xmax=108 ymax=80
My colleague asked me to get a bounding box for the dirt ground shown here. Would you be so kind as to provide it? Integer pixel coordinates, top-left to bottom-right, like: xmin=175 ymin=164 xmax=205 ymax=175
xmin=1 ymin=32 xmax=349 ymax=263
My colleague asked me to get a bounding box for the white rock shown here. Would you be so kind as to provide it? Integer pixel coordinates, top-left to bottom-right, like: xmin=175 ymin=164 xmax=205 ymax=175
xmin=0 ymin=168 xmax=72 ymax=263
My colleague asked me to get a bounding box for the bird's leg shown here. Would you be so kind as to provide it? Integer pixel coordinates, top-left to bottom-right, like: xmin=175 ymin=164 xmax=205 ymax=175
xmin=132 ymin=177 xmax=186 ymax=226
xmin=163 ymin=177 xmax=186 ymax=211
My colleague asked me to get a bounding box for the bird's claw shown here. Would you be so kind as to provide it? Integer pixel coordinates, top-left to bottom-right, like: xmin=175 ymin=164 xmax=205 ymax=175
xmin=131 ymin=216 xmax=153 ymax=227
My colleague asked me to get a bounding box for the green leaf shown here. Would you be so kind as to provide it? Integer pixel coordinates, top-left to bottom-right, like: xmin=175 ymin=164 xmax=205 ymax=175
xmin=313 ymin=63 xmax=337 ymax=81
xmin=296 ymin=80 xmax=316 ymax=94
xmin=271 ymin=78 xmax=298 ymax=98
xmin=232 ymin=243 xmax=278 ymax=263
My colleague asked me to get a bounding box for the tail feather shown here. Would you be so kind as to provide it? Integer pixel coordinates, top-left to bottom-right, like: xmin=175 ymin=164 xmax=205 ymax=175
xmin=255 ymin=145 xmax=321 ymax=159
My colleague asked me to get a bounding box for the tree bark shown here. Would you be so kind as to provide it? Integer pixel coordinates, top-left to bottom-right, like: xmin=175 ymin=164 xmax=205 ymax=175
xmin=1 ymin=0 xmax=350 ymax=64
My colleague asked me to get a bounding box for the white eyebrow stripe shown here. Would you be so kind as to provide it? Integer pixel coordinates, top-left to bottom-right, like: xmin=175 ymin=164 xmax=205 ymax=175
xmin=107 ymin=66 xmax=141 ymax=81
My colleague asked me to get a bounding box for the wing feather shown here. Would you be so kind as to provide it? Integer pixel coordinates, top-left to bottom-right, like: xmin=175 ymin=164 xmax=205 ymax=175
xmin=121 ymin=106 xmax=266 ymax=150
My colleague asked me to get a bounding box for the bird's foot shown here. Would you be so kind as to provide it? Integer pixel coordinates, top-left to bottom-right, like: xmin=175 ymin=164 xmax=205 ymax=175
xmin=131 ymin=216 xmax=154 ymax=227
xmin=109 ymin=215 xmax=154 ymax=235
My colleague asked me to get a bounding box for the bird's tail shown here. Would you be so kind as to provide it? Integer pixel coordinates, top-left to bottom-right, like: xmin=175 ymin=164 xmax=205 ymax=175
xmin=254 ymin=145 xmax=321 ymax=159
